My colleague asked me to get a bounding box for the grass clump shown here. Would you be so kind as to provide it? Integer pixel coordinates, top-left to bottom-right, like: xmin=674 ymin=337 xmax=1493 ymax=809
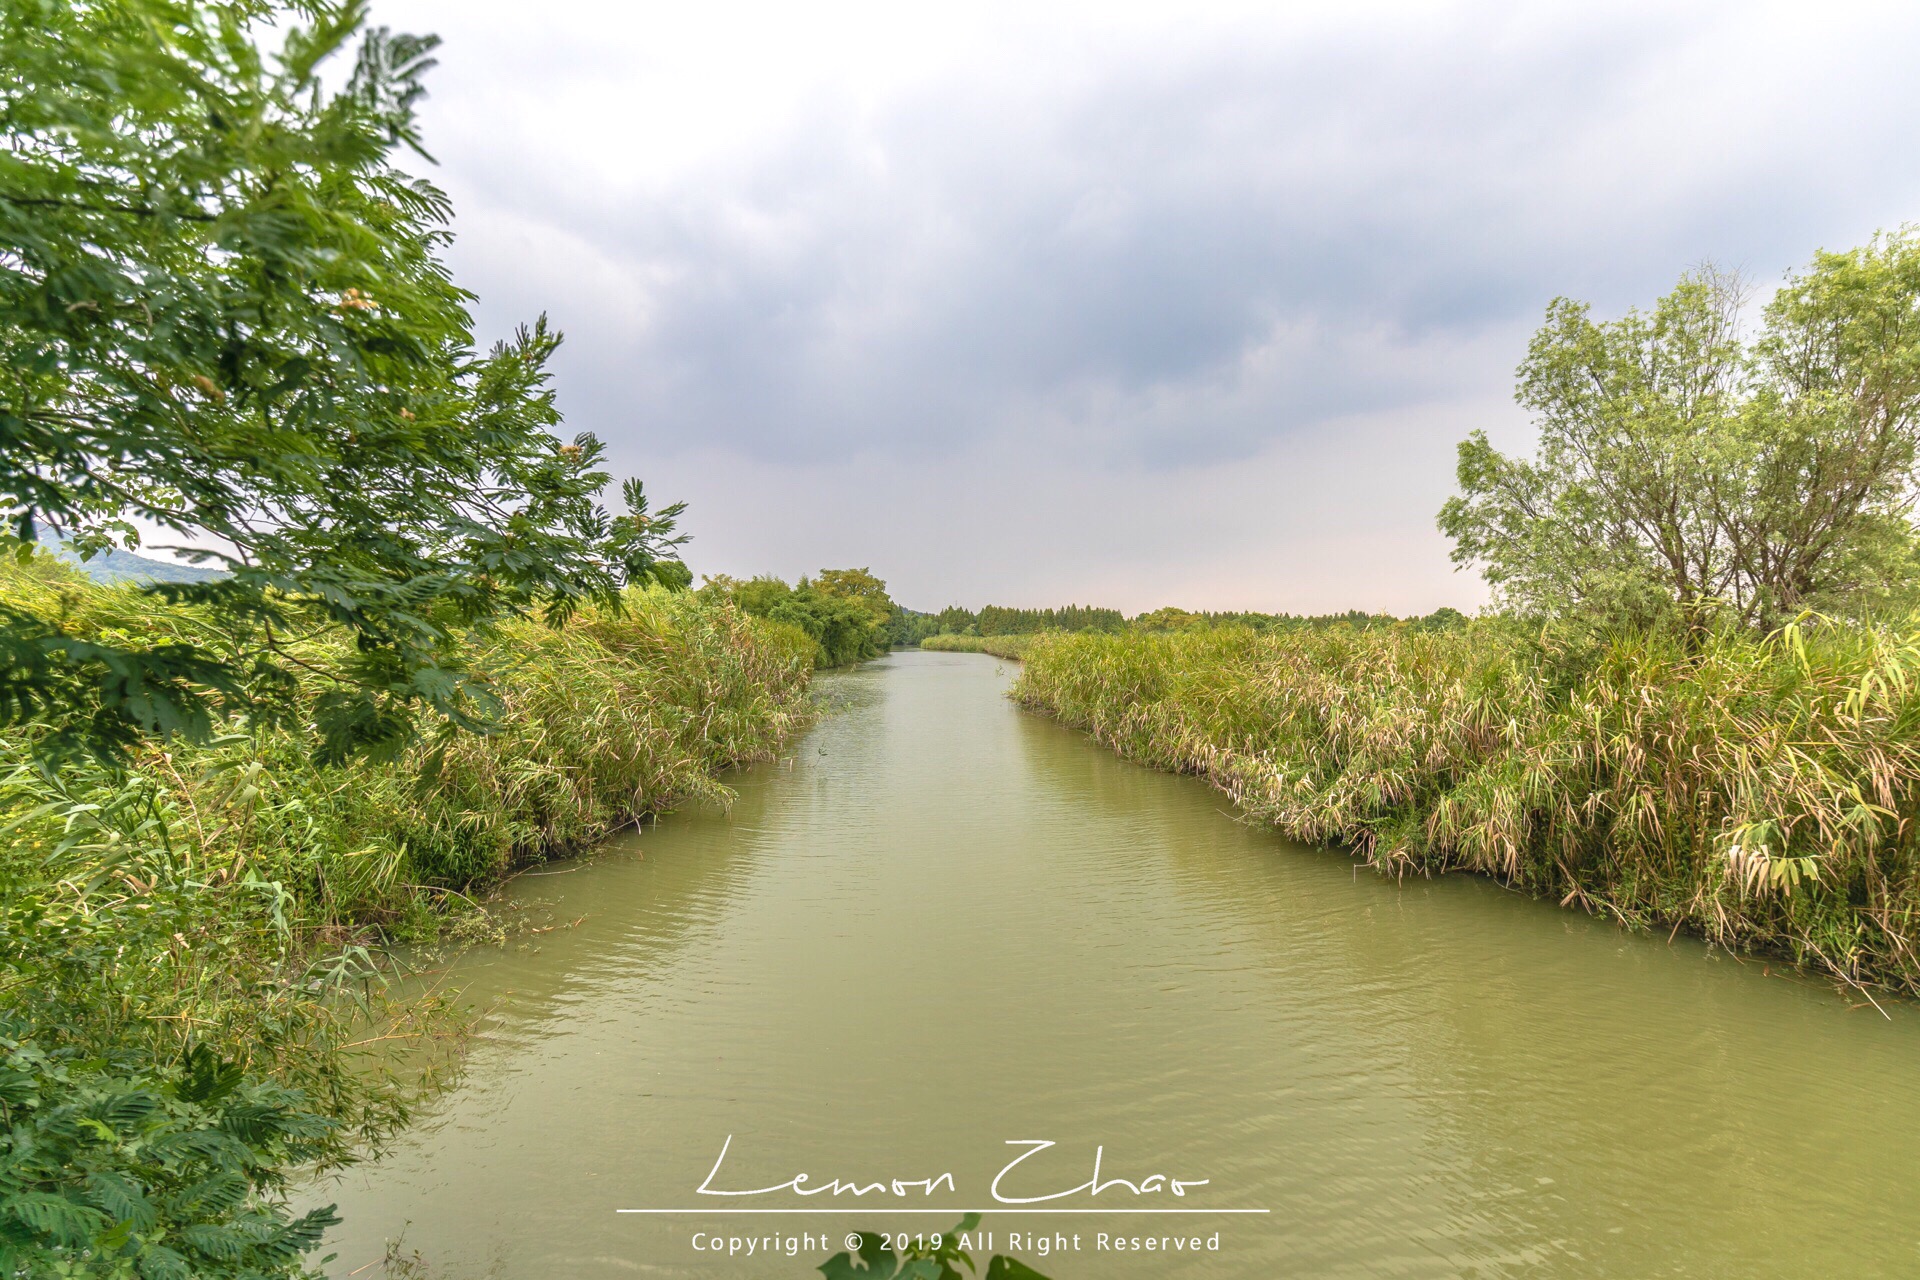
xmin=1015 ymin=618 xmax=1920 ymax=996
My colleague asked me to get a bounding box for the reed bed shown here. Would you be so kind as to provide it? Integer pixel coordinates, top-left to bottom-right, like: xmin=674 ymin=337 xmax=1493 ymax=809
xmin=1015 ymin=620 xmax=1920 ymax=996
xmin=919 ymin=633 xmax=1034 ymax=659
xmin=2 ymin=559 xmax=817 ymax=923
xmin=0 ymin=557 xmax=816 ymax=1126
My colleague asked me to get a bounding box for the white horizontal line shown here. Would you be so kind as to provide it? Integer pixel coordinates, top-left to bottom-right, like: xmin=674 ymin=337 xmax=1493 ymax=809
xmin=616 ymin=1208 xmax=1269 ymax=1215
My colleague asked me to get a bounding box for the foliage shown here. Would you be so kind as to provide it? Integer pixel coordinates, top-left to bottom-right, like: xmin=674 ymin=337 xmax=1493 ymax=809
xmin=1016 ymin=618 xmax=1920 ymax=996
xmin=820 ymin=1217 xmax=1050 ymax=1280
xmin=0 ymin=556 xmax=813 ymax=1277
xmin=1 ymin=554 xmax=813 ymax=931
xmin=0 ymin=682 xmax=380 ymax=1278
xmin=932 ymin=607 xmax=975 ymax=635
xmin=1126 ymin=607 xmax=1206 ymax=633
xmin=975 ymin=605 xmax=1124 ymax=637
xmin=650 ymin=559 xmax=694 ymax=592
xmin=889 ymin=608 xmax=947 ymax=648
xmin=927 ymin=607 xmax=979 ymax=638
xmin=0 ymin=0 xmax=687 ymax=765
xmin=701 ymin=570 xmax=899 ymax=668
xmin=814 ymin=568 xmax=893 ymax=625
xmin=1441 ymin=236 xmax=1920 ymax=635
xmin=0 ymin=1033 xmax=340 ymax=1278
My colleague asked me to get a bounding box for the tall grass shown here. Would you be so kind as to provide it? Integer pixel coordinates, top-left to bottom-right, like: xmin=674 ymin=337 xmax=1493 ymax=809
xmin=1015 ymin=619 xmax=1920 ymax=995
xmin=0 ymin=555 xmax=815 ymax=1152
xmin=919 ymin=633 xmax=1034 ymax=660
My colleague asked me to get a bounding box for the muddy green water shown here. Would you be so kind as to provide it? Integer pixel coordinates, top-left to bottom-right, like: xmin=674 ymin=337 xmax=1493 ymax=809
xmin=314 ymin=651 xmax=1920 ymax=1278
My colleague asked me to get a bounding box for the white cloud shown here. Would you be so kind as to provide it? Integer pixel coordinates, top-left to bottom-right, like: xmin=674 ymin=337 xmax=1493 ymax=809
xmin=360 ymin=0 xmax=1920 ymax=610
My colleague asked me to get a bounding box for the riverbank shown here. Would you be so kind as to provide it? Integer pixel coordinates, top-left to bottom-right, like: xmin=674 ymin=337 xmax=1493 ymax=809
xmin=0 ymin=555 xmax=816 ymax=1237
xmin=919 ymin=633 xmax=1033 ymax=659
xmin=1013 ymin=620 xmax=1920 ymax=997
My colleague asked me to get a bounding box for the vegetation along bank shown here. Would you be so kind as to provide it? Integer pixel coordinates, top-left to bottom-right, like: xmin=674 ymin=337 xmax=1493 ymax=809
xmin=1010 ymin=231 xmax=1920 ymax=999
xmin=0 ymin=556 xmax=815 ymax=1273
xmin=1011 ymin=620 xmax=1920 ymax=995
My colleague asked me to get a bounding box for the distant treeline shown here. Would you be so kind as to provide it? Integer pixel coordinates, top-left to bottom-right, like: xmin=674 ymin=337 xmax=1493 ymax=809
xmin=697 ymin=584 xmax=1475 ymax=657
xmin=977 ymin=604 xmax=1126 ymax=635
xmin=1129 ymin=606 xmax=1468 ymax=633
xmin=919 ymin=634 xmax=1035 ymax=660
xmin=904 ymin=602 xmax=1468 ymax=643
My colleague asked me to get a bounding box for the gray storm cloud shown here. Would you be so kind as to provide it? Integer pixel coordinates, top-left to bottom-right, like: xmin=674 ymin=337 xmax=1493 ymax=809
xmin=375 ymin=0 xmax=1920 ymax=611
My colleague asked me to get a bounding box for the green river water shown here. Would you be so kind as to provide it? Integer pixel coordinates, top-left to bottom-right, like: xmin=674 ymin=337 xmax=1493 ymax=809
xmin=314 ymin=650 xmax=1920 ymax=1278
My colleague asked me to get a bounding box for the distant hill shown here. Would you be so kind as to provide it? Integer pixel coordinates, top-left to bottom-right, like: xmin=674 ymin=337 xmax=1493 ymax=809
xmin=40 ymin=536 xmax=225 ymax=585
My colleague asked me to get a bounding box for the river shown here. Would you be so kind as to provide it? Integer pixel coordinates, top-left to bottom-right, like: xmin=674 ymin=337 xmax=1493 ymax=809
xmin=314 ymin=650 xmax=1920 ymax=1278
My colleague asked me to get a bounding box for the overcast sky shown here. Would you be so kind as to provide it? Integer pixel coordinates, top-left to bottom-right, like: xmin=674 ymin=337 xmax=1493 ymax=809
xmin=369 ymin=0 xmax=1920 ymax=614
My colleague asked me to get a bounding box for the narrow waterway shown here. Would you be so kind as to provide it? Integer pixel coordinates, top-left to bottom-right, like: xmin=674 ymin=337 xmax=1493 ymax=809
xmin=316 ymin=650 xmax=1920 ymax=1278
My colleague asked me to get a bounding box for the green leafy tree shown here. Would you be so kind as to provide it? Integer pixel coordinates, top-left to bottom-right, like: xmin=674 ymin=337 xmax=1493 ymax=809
xmin=934 ymin=605 xmax=978 ymax=635
xmin=888 ymin=607 xmax=939 ymax=646
xmin=1416 ymin=606 xmax=1469 ymax=631
xmin=1440 ymin=234 xmax=1920 ymax=634
xmin=0 ymin=0 xmax=686 ymax=765
xmin=816 ymin=567 xmax=894 ymax=626
xmin=818 ymin=566 xmax=922 ymax=653
xmin=1130 ymin=606 xmax=1207 ymax=633
xmin=770 ymin=589 xmax=883 ymax=667
xmin=732 ymin=575 xmax=801 ymax=618
xmin=974 ymin=604 xmax=1124 ymax=635
xmin=703 ymin=571 xmax=898 ymax=666
xmin=650 ymin=559 xmax=694 ymax=592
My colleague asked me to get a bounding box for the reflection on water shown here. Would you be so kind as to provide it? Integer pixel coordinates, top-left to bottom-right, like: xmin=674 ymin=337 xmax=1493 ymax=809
xmin=313 ymin=651 xmax=1920 ymax=1278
